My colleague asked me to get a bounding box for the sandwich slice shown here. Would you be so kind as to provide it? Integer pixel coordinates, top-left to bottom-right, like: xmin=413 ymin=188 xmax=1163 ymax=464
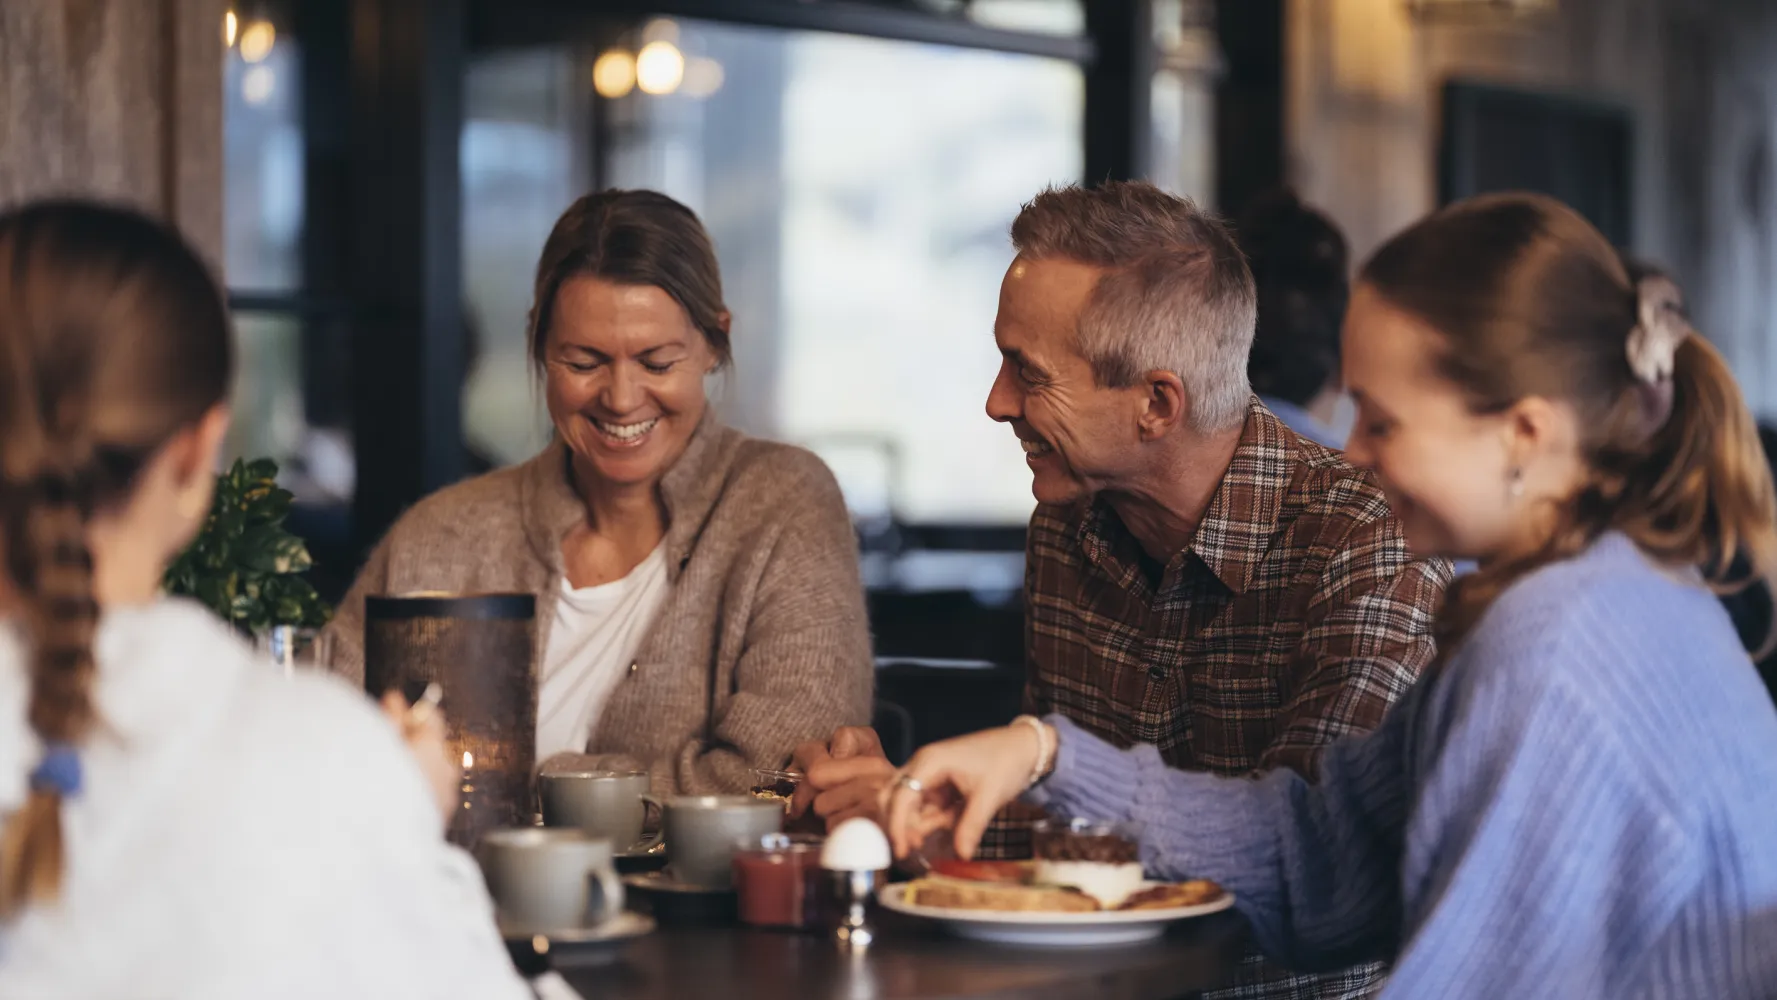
xmin=903 ymin=875 xmax=1101 ymax=913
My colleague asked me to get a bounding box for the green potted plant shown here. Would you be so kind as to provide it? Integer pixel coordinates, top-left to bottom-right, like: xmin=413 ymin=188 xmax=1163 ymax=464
xmin=164 ymin=458 xmax=331 ymax=667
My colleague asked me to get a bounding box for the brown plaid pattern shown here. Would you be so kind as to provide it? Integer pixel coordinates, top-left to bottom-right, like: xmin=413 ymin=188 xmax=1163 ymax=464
xmin=996 ymin=399 xmax=1448 ymax=1000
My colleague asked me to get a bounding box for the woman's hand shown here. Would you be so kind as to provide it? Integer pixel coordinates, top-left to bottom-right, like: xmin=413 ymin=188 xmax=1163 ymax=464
xmin=879 ymin=722 xmax=1049 ymax=861
xmin=380 ymin=690 xmax=459 ymax=829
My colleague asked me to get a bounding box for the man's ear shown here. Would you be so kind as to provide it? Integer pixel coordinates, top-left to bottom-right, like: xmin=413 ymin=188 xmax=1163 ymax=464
xmin=1136 ymin=370 xmax=1189 ymax=441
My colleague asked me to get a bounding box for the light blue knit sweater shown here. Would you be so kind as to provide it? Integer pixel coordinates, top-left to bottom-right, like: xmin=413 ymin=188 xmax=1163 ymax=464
xmin=1028 ymin=532 xmax=1777 ymax=998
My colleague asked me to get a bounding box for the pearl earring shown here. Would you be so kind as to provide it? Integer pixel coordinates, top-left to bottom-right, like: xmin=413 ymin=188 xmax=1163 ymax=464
xmin=1508 ymin=468 xmax=1525 ymax=499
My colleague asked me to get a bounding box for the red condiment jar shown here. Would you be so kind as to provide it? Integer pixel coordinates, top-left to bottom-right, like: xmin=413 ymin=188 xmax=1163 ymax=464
xmin=732 ymin=832 xmax=825 ymax=930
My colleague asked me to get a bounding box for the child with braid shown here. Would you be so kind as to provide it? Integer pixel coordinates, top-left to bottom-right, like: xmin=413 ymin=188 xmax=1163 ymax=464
xmin=0 ymin=200 xmax=528 ymax=999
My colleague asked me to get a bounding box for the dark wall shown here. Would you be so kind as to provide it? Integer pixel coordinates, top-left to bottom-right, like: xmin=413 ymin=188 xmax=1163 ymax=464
xmin=1214 ymin=0 xmax=1284 ymax=216
xmin=1439 ymin=81 xmax=1635 ymax=247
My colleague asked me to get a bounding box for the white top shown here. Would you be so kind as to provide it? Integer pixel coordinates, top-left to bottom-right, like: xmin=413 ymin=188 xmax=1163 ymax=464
xmin=0 ymin=600 xmax=530 ymax=1000
xmin=537 ymin=543 xmax=671 ymax=760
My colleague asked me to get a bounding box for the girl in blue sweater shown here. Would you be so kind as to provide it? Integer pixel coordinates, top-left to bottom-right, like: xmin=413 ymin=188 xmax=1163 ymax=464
xmin=882 ymin=193 xmax=1777 ymax=998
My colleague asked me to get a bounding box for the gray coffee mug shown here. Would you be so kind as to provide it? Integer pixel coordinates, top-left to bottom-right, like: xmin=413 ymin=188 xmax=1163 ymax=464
xmin=477 ymin=828 xmax=625 ymax=934
xmin=662 ymin=795 xmax=783 ymax=889
xmin=540 ymin=770 xmax=665 ymax=853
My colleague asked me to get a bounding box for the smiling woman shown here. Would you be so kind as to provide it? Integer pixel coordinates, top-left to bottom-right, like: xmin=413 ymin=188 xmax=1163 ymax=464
xmin=529 ymin=192 xmax=729 ymax=533
xmin=324 ymin=190 xmax=875 ymax=796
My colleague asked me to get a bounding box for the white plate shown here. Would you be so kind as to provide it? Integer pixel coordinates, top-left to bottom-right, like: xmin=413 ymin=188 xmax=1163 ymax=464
xmin=876 ymin=882 xmax=1235 ymax=947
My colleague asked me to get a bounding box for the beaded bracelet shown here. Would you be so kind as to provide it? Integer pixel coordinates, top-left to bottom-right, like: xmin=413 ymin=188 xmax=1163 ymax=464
xmin=1010 ymin=715 xmax=1055 ymax=788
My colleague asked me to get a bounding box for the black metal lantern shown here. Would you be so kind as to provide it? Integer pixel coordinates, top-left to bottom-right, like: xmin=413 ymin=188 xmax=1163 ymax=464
xmin=364 ymin=592 xmax=536 ymax=848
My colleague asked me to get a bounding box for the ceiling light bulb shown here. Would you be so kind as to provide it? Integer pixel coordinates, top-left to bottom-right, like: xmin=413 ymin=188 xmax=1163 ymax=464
xmin=592 ymin=48 xmax=636 ymax=99
xmin=242 ymin=65 xmax=275 ymax=105
xmin=239 ymin=20 xmax=275 ymax=64
xmin=682 ymin=57 xmax=724 ymax=98
xmin=636 ymin=41 xmax=685 ymax=96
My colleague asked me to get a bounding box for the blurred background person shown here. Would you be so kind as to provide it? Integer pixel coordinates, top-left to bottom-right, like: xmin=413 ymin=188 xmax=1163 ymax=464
xmin=1236 ymin=190 xmax=1351 ymax=449
xmin=1725 ymin=422 xmax=1777 ymax=700
xmin=325 ymin=189 xmax=874 ymax=795
xmin=0 ymin=200 xmax=525 ymax=999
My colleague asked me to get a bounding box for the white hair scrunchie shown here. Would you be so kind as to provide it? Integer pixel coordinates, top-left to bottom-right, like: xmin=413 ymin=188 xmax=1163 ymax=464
xmin=1625 ymin=275 xmax=1691 ymax=385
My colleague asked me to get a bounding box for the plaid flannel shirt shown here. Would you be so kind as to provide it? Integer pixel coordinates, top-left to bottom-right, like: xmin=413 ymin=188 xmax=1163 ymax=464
xmin=995 ymin=399 xmax=1449 ymax=1000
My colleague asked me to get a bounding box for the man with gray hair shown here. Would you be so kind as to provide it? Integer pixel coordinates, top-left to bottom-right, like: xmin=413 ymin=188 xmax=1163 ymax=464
xmin=795 ymin=182 xmax=1447 ymax=1000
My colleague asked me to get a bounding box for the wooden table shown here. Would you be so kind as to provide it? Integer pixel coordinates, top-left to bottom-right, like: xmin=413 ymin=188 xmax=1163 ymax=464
xmin=553 ymin=911 xmax=1248 ymax=1000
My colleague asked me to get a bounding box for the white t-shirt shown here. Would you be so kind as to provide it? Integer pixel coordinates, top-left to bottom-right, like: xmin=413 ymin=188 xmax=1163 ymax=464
xmin=0 ymin=600 xmax=530 ymax=1000
xmin=537 ymin=543 xmax=671 ymax=760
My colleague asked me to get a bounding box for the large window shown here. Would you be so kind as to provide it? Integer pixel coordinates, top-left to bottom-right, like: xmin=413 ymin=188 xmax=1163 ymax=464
xmin=460 ymin=49 xmax=589 ymax=477
xmin=463 ymin=20 xmax=1083 ymax=526
xmin=222 ymin=5 xmax=351 ymax=506
xmin=1150 ymin=0 xmax=1217 ymax=205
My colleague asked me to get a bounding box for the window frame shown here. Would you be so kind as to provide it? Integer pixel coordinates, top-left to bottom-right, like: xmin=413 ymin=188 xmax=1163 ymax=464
xmin=247 ymin=0 xmax=1158 ymax=573
xmin=469 ymin=0 xmax=1096 ymax=63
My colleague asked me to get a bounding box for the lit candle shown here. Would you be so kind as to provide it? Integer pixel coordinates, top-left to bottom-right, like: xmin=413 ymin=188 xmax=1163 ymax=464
xmin=449 ymin=745 xmax=477 ymax=845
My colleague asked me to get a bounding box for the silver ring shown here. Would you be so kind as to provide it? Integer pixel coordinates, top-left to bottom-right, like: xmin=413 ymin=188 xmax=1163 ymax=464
xmin=894 ymin=773 xmax=925 ymax=794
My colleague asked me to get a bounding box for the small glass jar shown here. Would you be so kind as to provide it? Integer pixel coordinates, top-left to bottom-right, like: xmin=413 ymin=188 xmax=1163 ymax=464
xmin=748 ymin=767 xmax=803 ymax=814
xmin=1030 ymin=817 xmax=1143 ymax=863
xmin=256 ymin=625 xmax=331 ymax=678
xmin=732 ymin=832 xmax=826 ymax=930
xmin=1030 ymin=817 xmax=1146 ymax=909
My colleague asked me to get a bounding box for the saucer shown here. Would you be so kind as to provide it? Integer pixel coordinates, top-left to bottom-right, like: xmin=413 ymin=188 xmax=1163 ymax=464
xmin=501 ymin=911 xmax=655 ymax=968
xmin=622 ymin=870 xmax=734 ymax=895
xmin=615 ymin=841 xmax=668 ymax=875
xmin=622 ymin=871 xmax=737 ymax=924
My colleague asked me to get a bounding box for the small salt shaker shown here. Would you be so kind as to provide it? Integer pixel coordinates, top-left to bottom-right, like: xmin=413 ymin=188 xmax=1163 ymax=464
xmin=820 ymin=817 xmax=891 ymax=952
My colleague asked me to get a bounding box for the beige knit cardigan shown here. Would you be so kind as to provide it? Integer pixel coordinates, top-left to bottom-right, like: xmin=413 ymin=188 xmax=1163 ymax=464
xmin=323 ymin=416 xmax=875 ymax=796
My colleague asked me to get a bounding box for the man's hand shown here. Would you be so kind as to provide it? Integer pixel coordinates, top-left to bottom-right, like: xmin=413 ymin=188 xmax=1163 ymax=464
xmin=789 ymin=726 xmax=894 ymax=829
xmin=808 ymin=755 xmax=899 ymax=828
